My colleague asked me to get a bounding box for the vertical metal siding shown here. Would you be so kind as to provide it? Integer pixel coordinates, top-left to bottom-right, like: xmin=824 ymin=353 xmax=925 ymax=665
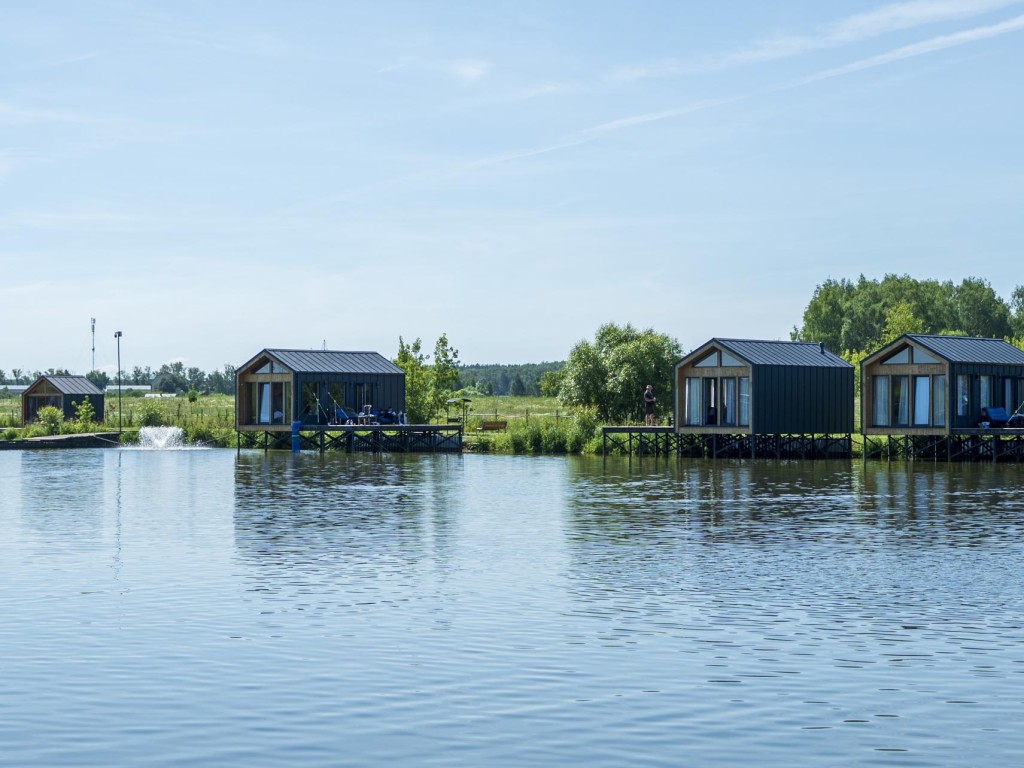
xmin=752 ymin=364 xmax=853 ymax=434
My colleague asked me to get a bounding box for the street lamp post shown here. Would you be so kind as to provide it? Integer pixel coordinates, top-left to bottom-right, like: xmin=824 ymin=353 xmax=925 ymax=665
xmin=114 ymin=331 xmax=123 ymax=432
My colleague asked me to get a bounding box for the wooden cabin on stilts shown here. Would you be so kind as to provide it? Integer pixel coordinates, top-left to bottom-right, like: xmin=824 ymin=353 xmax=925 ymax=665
xmin=861 ymin=334 xmax=1024 ymax=462
xmin=234 ymin=348 xmax=461 ymax=453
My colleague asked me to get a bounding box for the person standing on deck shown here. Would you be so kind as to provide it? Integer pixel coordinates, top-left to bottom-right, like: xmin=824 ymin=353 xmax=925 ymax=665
xmin=643 ymin=384 xmax=656 ymax=426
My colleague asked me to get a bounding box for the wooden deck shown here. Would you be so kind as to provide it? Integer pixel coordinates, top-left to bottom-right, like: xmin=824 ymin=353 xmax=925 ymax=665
xmin=601 ymin=427 xmax=852 ymax=459
xmin=864 ymin=429 xmax=1024 ymax=462
xmin=240 ymin=424 xmax=463 ymax=453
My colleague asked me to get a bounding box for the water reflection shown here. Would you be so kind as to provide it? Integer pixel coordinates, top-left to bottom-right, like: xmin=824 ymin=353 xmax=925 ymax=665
xmin=16 ymin=450 xmax=107 ymax=547
xmin=232 ymin=452 xmax=471 ymax=593
xmin=2 ymin=450 xmax=1022 ymax=767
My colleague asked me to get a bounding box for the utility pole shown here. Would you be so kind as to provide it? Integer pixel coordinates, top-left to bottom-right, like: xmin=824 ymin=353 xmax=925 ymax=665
xmin=114 ymin=331 xmax=123 ymax=432
xmin=91 ymin=318 xmax=96 ymax=372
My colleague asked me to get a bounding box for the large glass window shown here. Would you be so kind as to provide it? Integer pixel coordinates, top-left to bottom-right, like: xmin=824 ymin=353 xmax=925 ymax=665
xmin=913 ymin=376 xmax=930 ymax=425
xmin=882 ymin=348 xmax=910 ymax=365
xmin=703 ymin=378 xmax=717 ymax=424
xmin=980 ymin=375 xmax=992 ymax=409
xmin=738 ymin=377 xmax=750 ymax=426
xmin=720 ymin=378 xmax=737 ymax=426
xmin=685 ymin=378 xmax=701 ymax=425
xmin=1004 ymin=378 xmax=1014 ymax=411
xmin=720 ymin=351 xmax=743 ymax=367
xmin=891 ymin=376 xmax=909 ymax=426
xmin=259 ymin=383 xmax=272 ymax=424
xmin=957 ymin=375 xmax=970 ymax=416
xmin=695 ymin=352 xmax=719 ymax=368
xmin=302 ymin=382 xmax=321 ymax=421
xmin=873 ymin=376 xmax=889 ymax=426
xmin=932 ymin=375 xmax=946 ymax=426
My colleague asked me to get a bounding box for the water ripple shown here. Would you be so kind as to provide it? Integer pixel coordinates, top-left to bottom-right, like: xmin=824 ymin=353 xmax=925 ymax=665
xmin=1 ymin=452 xmax=1022 ymax=766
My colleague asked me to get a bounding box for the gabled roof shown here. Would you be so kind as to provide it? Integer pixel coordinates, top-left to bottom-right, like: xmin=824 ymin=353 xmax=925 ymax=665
xmin=679 ymin=338 xmax=852 ymax=368
xmin=903 ymin=334 xmax=1024 ymax=365
xmin=261 ymin=349 xmax=404 ymax=375
xmin=32 ymin=375 xmax=103 ymax=396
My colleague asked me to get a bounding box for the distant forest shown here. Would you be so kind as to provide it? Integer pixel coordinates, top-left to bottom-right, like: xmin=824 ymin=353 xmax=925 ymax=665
xmin=0 ymin=360 xmax=566 ymax=398
xmin=458 ymin=362 xmax=564 ymax=397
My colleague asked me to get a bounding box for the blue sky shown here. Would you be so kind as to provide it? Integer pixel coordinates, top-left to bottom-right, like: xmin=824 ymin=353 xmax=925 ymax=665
xmin=3 ymin=1 xmax=1023 ymax=375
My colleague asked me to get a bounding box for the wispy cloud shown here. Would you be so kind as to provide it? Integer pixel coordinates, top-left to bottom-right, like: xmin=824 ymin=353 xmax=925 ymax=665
xmin=0 ymin=100 xmax=98 ymax=125
xmin=609 ymin=0 xmax=1024 ymax=80
xmin=460 ymin=11 xmax=1024 ymax=174
xmin=378 ymin=56 xmax=492 ymax=84
xmin=448 ymin=58 xmax=492 ymax=83
xmin=793 ymin=12 xmax=1024 ymax=85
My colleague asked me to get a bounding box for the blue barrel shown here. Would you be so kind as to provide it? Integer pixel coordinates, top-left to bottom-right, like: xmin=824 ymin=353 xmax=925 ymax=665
xmin=291 ymin=421 xmax=302 ymax=453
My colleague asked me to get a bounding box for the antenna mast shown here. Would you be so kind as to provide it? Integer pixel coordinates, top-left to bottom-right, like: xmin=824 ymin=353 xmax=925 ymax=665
xmin=91 ymin=318 xmax=96 ymax=371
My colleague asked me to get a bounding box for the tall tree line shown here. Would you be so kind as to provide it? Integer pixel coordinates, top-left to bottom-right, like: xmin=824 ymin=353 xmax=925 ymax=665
xmin=0 ymin=363 xmax=237 ymax=395
xmin=792 ymin=275 xmax=1024 ymax=353
xmin=458 ymin=362 xmax=564 ymax=397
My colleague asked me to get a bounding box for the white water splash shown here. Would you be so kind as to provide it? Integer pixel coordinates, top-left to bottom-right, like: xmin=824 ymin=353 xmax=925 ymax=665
xmin=135 ymin=426 xmax=188 ymax=450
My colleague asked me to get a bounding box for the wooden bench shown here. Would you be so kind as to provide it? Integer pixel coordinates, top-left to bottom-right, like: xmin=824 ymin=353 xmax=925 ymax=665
xmin=476 ymin=420 xmax=508 ymax=432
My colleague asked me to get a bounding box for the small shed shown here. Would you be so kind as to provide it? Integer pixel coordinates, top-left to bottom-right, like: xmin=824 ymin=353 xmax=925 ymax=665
xmin=236 ymin=348 xmax=406 ymax=430
xmin=861 ymin=334 xmax=1024 ymax=434
xmin=22 ymin=375 xmax=104 ymax=426
xmin=674 ymin=338 xmax=854 ymax=435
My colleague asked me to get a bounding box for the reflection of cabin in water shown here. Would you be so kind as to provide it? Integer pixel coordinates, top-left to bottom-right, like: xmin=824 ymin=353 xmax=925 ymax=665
xmin=672 ymin=338 xmax=854 ymax=457
xmin=21 ymin=375 xmax=104 ymax=425
xmin=861 ymin=334 xmax=1024 ymax=439
xmin=235 ymin=349 xmax=405 ymax=431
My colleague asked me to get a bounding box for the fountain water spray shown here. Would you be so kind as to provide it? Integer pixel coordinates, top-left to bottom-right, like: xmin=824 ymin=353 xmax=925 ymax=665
xmin=136 ymin=426 xmax=187 ymax=450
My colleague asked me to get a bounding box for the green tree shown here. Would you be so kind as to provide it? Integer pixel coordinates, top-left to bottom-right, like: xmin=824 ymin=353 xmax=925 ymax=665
xmin=430 ymin=333 xmax=460 ymax=417
xmin=130 ymin=366 xmax=153 ymax=385
xmin=538 ymin=369 xmax=564 ymax=397
xmin=509 ymin=374 xmax=527 ymax=396
xmin=186 ymin=367 xmax=206 ymax=392
xmin=560 ymin=322 xmax=681 ymax=423
xmin=74 ymin=399 xmax=96 ymax=430
xmin=155 ymin=361 xmax=187 ymax=393
xmin=953 ymin=277 xmax=1012 ymax=338
xmin=86 ymin=370 xmax=110 ymax=389
xmin=882 ymin=300 xmax=924 ymax=343
xmin=791 ymin=278 xmax=853 ymax=351
xmin=560 ymin=339 xmax=609 ymax=419
xmin=1008 ymin=285 xmax=1024 ymax=337
xmin=795 ymin=274 xmax=1015 ymax=350
xmin=394 ymin=337 xmax=431 ymax=423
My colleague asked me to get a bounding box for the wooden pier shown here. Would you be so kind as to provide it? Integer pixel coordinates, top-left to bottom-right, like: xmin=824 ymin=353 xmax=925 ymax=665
xmin=864 ymin=429 xmax=1024 ymax=462
xmin=241 ymin=424 xmax=463 ymax=454
xmin=602 ymin=427 xmax=852 ymax=459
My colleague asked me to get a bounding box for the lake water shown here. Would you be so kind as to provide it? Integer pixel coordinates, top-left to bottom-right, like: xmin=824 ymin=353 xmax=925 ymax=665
xmin=1 ymin=449 xmax=1022 ymax=767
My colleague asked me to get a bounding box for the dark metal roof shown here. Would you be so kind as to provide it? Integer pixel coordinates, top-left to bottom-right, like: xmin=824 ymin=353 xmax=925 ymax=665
xmin=714 ymin=339 xmax=852 ymax=368
xmin=906 ymin=334 xmax=1024 ymax=365
xmin=39 ymin=375 xmax=104 ymax=395
xmin=265 ymin=349 xmax=404 ymax=375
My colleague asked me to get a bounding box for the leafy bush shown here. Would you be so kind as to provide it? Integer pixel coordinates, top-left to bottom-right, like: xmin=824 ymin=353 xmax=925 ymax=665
xmin=74 ymin=399 xmax=96 ymax=431
xmin=184 ymin=424 xmax=235 ymax=447
xmin=137 ymin=402 xmax=165 ymax=427
xmin=2 ymin=428 xmax=18 ymax=441
xmin=37 ymin=406 xmax=64 ymax=435
xmin=540 ymin=424 xmax=567 ymax=454
xmin=507 ymin=429 xmax=529 ymax=454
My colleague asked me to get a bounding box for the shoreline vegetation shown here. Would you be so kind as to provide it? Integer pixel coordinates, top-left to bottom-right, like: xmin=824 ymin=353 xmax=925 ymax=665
xmin=0 ymin=391 xmax=873 ymax=456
